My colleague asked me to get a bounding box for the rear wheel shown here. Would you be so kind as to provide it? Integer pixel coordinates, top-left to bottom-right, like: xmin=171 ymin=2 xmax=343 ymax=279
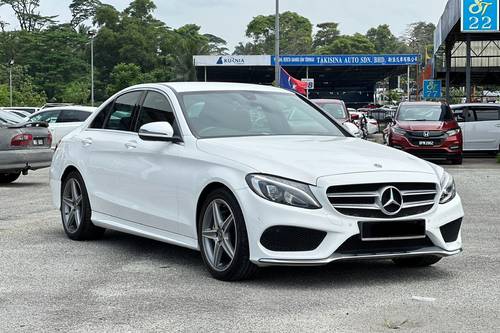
xmin=198 ymin=188 xmax=257 ymax=281
xmin=393 ymin=255 xmax=442 ymax=267
xmin=61 ymin=171 xmax=105 ymax=240
xmin=0 ymin=172 xmax=21 ymax=184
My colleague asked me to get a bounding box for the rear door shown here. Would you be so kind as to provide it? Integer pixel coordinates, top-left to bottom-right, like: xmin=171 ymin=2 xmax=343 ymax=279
xmin=468 ymin=106 xmax=500 ymax=150
xmin=81 ymin=91 xmax=144 ymax=218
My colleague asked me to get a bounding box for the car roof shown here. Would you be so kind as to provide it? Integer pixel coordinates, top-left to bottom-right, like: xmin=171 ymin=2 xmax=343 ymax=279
xmin=451 ymin=103 xmax=500 ymax=108
xmin=400 ymin=101 xmax=443 ymax=106
xmin=125 ymin=82 xmax=293 ymax=94
xmin=310 ymin=99 xmax=342 ymax=104
xmin=31 ymin=106 xmax=97 ymax=115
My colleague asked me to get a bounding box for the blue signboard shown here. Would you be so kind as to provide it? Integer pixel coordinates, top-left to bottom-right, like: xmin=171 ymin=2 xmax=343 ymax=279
xmin=271 ymin=54 xmax=420 ymax=67
xmin=462 ymin=0 xmax=499 ymax=32
xmin=423 ymin=80 xmax=442 ymax=99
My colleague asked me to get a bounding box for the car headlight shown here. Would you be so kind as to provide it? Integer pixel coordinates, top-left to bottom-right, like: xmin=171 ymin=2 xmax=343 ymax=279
xmin=446 ymin=128 xmax=461 ymax=136
xmin=439 ymin=171 xmax=456 ymax=204
xmin=246 ymin=174 xmax=322 ymax=209
xmin=392 ymin=127 xmax=407 ymax=135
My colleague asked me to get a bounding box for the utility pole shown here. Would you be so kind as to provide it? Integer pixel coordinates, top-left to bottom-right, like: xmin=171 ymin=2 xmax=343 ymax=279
xmin=88 ymin=30 xmax=97 ymax=107
xmin=275 ymin=0 xmax=280 ymax=87
xmin=9 ymin=59 xmax=14 ymax=107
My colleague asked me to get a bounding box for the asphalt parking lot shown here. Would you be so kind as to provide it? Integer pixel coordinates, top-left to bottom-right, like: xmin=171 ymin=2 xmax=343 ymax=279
xmin=1 ymin=158 xmax=499 ymax=332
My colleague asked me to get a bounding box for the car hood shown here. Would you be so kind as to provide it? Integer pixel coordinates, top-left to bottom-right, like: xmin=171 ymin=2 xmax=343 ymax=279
xmin=396 ymin=121 xmax=454 ymax=131
xmin=197 ymin=136 xmax=436 ymax=185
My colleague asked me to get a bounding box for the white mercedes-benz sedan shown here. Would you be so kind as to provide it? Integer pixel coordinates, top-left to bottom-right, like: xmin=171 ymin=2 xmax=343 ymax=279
xmin=50 ymin=82 xmax=464 ymax=281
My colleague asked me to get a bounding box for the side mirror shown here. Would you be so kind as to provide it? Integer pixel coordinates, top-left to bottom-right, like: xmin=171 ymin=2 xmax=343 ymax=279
xmin=138 ymin=122 xmax=180 ymax=142
xmin=384 ymin=116 xmax=393 ymax=123
xmin=350 ymin=113 xmax=359 ymax=121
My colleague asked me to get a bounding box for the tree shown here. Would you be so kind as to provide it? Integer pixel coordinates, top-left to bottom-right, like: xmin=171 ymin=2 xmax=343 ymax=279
xmin=107 ymin=63 xmax=144 ymax=95
xmin=60 ymin=80 xmax=90 ymax=104
xmin=366 ymin=24 xmax=407 ymax=54
xmin=123 ymin=0 xmax=156 ymax=22
xmin=0 ymin=64 xmax=46 ymax=106
xmin=0 ymin=0 xmax=57 ymax=31
xmin=313 ymin=22 xmax=340 ymax=50
xmin=404 ymin=21 xmax=436 ymax=55
xmin=236 ymin=11 xmax=312 ymax=55
xmin=69 ymin=0 xmax=102 ymax=28
xmin=318 ymin=33 xmax=376 ymax=54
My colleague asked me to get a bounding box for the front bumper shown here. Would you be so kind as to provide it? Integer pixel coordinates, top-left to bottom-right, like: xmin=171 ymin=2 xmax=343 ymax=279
xmin=390 ymin=133 xmax=462 ymax=159
xmin=0 ymin=149 xmax=53 ymax=173
xmin=236 ymin=172 xmax=464 ymax=267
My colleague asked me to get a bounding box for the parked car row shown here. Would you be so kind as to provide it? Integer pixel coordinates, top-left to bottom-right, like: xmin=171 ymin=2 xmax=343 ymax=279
xmin=0 ymin=106 xmax=95 ymax=183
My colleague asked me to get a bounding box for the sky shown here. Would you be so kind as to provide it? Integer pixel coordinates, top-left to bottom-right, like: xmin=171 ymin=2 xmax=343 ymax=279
xmin=0 ymin=0 xmax=449 ymax=51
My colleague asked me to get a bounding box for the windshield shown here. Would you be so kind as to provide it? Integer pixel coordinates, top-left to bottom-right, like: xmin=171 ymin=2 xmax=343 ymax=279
xmin=0 ymin=111 xmax=23 ymax=125
xmin=397 ymin=104 xmax=454 ymax=121
xmin=180 ymin=91 xmax=346 ymax=138
xmin=315 ymin=102 xmax=347 ymax=119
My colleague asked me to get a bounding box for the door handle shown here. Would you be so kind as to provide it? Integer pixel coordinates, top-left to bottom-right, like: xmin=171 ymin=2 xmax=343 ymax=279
xmin=495 ymin=124 xmax=500 ymax=127
xmin=125 ymin=141 xmax=137 ymax=149
xmin=82 ymin=138 xmax=93 ymax=147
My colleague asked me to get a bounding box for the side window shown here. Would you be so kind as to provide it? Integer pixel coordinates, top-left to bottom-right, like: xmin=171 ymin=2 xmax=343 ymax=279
xmin=136 ymin=91 xmax=178 ymax=134
xmin=453 ymin=108 xmax=465 ymax=122
xmin=473 ymin=108 xmax=500 ymax=122
xmin=104 ymin=91 xmax=142 ymax=131
xmin=90 ymin=103 xmax=113 ymax=129
xmin=465 ymin=109 xmax=475 ymax=122
xmin=30 ymin=110 xmax=61 ymax=123
xmin=58 ymin=110 xmax=91 ymax=123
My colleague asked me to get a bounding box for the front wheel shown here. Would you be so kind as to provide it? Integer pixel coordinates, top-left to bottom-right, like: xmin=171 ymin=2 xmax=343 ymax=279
xmin=198 ymin=188 xmax=257 ymax=281
xmin=61 ymin=171 xmax=105 ymax=240
xmin=392 ymin=255 xmax=442 ymax=267
xmin=0 ymin=172 xmax=21 ymax=184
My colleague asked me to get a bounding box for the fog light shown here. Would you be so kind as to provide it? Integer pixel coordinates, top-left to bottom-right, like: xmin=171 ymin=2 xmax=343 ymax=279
xmin=450 ymin=146 xmax=460 ymax=150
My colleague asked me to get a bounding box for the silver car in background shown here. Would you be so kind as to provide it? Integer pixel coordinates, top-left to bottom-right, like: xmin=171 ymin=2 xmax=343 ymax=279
xmin=0 ymin=111 xmax=53 ymax=184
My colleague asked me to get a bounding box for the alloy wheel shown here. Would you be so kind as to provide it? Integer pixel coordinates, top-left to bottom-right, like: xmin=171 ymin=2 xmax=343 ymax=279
xmin=62 ymin=178 xmax=83 ymax=233
xmin=201 ymin=199 xmax=237 ymax=272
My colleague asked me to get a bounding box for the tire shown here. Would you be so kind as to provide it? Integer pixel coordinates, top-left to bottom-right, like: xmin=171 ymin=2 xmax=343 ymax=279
xmin=60 ymin=171 xmax=105 ymax=241
xmin=0 ymin=172 xmax=21 ymax=184
xmin=451 ymin=155 xmax=463 ymax=165
xmin=197 ymin=188 xmax=258 ymax=281
xmin=392 ymin=255 xmax=442 ymax=267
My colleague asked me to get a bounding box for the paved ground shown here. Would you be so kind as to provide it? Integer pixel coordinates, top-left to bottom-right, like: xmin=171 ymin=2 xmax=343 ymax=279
xmin=1 ymin=158 xmax=499 ymax=332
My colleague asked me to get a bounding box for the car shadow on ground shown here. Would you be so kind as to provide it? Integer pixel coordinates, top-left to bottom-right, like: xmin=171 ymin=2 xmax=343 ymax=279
xmin=72 ymin=229 xmax=455 ymax=288
xmin=0 ymin=182 xmax=47 ymax=188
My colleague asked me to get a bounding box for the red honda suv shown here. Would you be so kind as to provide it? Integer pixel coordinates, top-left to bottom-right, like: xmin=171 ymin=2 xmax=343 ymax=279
xmin=388 ymin=102 xmax=463 ymax=164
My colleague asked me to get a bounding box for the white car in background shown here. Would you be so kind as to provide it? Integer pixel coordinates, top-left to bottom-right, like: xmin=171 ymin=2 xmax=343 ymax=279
xmin=50 ymin=82 xmax=463 ymax=281
xmin=451 ymin=104 xmax=500 ymax=153
xmin=27 ymin=106 xmax=96 ymax=148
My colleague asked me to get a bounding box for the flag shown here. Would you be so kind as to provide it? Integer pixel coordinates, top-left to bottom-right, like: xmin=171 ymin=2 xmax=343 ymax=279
xmin=280 ymin=67 xmax=308 ymax=95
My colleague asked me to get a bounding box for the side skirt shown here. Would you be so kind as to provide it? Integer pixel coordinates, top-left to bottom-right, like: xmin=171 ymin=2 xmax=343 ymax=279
xmin=92 ymin=211 xmax=199 ymax=251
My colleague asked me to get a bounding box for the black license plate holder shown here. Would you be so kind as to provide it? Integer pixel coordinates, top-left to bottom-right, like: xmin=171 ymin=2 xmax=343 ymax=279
xmin=359 ymin=220 xmax=426 ymax=241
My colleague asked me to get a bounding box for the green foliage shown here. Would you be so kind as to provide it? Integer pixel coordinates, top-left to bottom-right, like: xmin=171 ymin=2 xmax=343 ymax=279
xmin=318 ymin=33 xmax=376 ymax=54
xmin=313 ymin=22 xmax=340 ymax=50
xmin=0 ymin=64 xmax=47 ymax=106
xmin=236 ymin=11 xmax=312 ymax=55
xmin=69 ymin=0 xmax=102 ymax=28
xmin=405 ymin=21 xmax=436 ymax=56
xmin=366 ymin=24 xmax=408 ymax=54
xmin=61 ymin=80 xmax=90 ymax=104
xmin=107 ymin=63 xmax=144 ymax=95
xmin=0 ymin=0 xmax=57 ymax=31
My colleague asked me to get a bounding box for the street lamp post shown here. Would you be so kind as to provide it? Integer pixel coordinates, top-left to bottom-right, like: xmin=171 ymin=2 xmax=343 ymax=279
xmin=274 ymin=0 xmax=280 ymax=87
xmin=9 ymin=59 xmax=14 ymax=107
xmin=88 ymin=30 xmax=97 ymax=107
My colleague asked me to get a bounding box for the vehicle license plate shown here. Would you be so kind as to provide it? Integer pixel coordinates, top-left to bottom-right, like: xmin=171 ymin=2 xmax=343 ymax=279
xmin=33 ymin=139 xmax=44 ymax=146
xmin=418 ymin=140 xmax=434 ymax=146
xmin=359 ymin=220 xmax=426 ymax=241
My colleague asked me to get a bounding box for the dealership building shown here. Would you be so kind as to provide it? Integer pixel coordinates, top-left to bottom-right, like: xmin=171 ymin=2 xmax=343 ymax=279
xmin=194 ymin=54 xmax=420 ymax=108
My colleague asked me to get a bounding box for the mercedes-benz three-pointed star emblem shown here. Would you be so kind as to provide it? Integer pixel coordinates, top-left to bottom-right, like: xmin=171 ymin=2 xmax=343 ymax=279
xmin=377 ymin=186 xmax=403 ymax=216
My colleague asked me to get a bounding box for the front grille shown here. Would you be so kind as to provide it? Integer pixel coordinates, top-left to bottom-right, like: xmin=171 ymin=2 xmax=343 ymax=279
xmin=335 ymin=235 xmax=435 ymax=255
xmin=407 ymin=131 xmax=445 ymax=138
xmin=406 ymin=131 xmax=446 ymax=147
xmin=327 ymin=183 xmax=437 ymax=218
